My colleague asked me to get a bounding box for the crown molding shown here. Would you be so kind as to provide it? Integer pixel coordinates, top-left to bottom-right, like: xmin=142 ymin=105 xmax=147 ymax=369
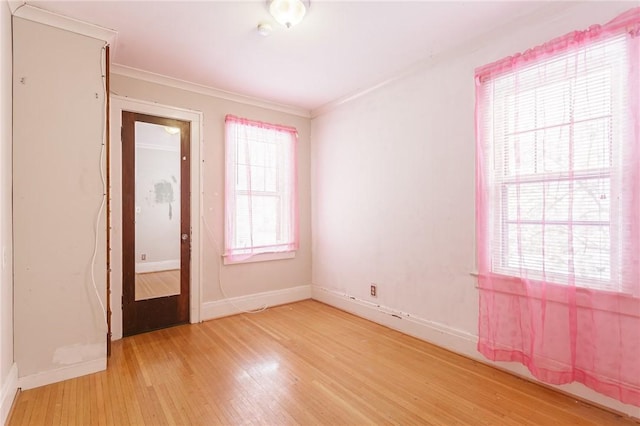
xmin=11 ymin=3 xmax=116 ymax=45
xmin=110 ymin=64 xmax=311 ymax=119
xmin=310 ymin=1 xmax=582 ymax=119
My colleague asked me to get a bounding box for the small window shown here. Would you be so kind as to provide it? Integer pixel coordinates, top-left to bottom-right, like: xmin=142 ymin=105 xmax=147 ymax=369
xmin=224 ymin=115 xmax=298 ymax=262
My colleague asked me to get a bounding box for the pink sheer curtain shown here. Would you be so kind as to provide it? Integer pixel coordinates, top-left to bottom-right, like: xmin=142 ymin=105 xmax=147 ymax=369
xmin=224 ymin=115 xmax=299 ymax=262
xmin=475 ymin=9 xmax=640 ymax=405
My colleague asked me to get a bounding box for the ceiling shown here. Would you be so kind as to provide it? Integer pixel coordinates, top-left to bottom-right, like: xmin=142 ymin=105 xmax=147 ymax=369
xmin=25 ymin=1 xmax=560 ymax=112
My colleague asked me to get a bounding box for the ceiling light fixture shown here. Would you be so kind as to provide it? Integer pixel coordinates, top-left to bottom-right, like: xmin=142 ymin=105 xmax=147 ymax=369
xmin=269 ymin=0 xmax=307 ymax=29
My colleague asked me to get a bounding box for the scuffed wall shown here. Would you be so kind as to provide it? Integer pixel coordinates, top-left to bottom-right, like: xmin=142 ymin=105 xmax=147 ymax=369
xmin=311 ymin=1 xmax=638 ymax=418
xmin=13 ymin=17 xmax=107 ymax=383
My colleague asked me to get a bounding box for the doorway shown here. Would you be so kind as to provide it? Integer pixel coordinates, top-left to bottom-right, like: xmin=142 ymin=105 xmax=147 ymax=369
xmin=110 ymin=96 xmax=202 ymax=341
xmin=121 ymin=111 xmax=190 ymax=336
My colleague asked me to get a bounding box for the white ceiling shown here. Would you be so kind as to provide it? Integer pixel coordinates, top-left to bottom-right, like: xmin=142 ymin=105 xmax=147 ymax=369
xmin=26 ymin=1 xmax=557 ymax=112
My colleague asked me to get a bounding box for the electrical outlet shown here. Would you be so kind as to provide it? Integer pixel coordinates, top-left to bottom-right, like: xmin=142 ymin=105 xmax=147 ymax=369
xmin=370 ymin=284 xmax=377 ymax=297
xmin=141 ymin=254 xmax=146 ymax=261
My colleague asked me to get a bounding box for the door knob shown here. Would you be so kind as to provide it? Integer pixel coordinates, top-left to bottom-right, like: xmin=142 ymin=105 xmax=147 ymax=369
xmin=182 ymin=233 xmax=189 ymax=241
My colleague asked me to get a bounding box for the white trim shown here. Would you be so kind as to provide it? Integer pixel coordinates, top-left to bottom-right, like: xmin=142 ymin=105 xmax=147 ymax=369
xmin=135 ymin=259 xmax=180 ymax=274
xmin=110 ymin=64 xmax=311 ymax=119
xmin=202 ymin=285 xmax=311 ymax=321
xmin=0 ymin=363 xmax=18 ymax=425
xmin=223 ymin=251 xmax=295 ymax=265
xmin=110 ymin=96 xmax=203 ymax=340
xmin=311 ymin=285 xmax=476 ymax=355
xmin=11 ymin=4 xmax=116 ymax=45
xmin=18 ymin=358 xmax=105 ymax=391
xmin=311 ymin=285 xmax=640 ymax=420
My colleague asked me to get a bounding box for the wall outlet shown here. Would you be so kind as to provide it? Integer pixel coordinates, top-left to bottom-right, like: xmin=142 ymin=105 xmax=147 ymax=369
xmin=141 ymin=253 xmax=146 ymax=261
xmin=370 ymin=284 xmax=377 ymax=297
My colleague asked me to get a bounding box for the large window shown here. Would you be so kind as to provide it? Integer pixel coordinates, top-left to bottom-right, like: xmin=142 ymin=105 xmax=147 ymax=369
xmin=475 ymin=9 xmax=640 ymax=406
xmin=224 ymin=115 xmax=298 ymax=261
xmin=477 ymin=34 xmax=632 ymax=293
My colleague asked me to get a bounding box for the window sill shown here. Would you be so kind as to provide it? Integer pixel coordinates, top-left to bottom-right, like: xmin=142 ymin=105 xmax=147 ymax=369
xmin=223 ymin=251 xmax=296 ymax=265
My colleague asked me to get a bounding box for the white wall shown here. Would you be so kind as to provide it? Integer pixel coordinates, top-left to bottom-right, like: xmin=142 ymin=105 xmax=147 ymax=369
xmin=13 ymin=17 xmax=107 ymax=388
xmin=0 ymin=0 xmax=17 ymax=422
xmin=311 ymin=1 xmax=639 ymax=418
xmin=110 ymin=73 xmax=312 ymax=318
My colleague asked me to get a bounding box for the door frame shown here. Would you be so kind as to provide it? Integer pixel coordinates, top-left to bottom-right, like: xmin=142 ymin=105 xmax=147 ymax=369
xmin=110 ymin=96 xmax=202 ymax=340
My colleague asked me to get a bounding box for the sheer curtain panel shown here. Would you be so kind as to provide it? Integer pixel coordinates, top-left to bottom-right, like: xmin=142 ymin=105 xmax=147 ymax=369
xmin=224 ymin=115 xmax=298 ymax=262
xmin=475 ymin=8 xmax=640 ymax=405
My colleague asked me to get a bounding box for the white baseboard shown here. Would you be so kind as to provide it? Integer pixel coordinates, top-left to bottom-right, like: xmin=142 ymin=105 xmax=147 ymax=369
xmin=311 ymin=285 xmax=640 ymax=420
xmin=135 ymin=259 xmax=180 ymax=274
xmin=202 ymin=285 xmax=311 ymax=321
xmin=311 ymin=285 xmax=477 ymax=355
xmin=18 ymin=357 xmax=106 ymax=391
xmin=0 ymin=363 xmax=17 ymax=425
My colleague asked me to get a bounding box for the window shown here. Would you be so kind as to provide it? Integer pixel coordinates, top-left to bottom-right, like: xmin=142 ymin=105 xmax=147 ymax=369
xmin=476 ymin=34 xmax=633 ymax=293
xmin=224 ymin=115 xmax=298 ymax=262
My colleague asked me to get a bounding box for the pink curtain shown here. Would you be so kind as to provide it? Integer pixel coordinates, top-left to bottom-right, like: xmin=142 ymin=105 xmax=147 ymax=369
xmin=224 ymin=115 xmax=299 ymax=262
xmin=475 ymin=8 xmax=640 ymax=406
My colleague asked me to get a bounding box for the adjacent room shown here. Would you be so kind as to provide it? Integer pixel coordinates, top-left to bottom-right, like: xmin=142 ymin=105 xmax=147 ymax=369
xmin=0 ymin=0 xmax=638 ymax=424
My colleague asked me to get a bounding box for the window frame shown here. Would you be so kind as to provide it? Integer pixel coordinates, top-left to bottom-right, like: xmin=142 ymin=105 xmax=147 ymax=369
xmin=224 ymin=115 xmax=298 ymax=263
xmin=479 ymin=35 xmax=629 ymax=293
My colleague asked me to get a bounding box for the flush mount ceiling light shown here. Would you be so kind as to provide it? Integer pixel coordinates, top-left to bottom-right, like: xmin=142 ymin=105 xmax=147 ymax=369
xmin=269 ymin=0 xmax=308 ymax=29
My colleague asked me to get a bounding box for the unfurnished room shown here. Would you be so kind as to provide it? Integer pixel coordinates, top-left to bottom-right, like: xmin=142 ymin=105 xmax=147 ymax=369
xmin=0 ymin=0 xmax=639 ymax=424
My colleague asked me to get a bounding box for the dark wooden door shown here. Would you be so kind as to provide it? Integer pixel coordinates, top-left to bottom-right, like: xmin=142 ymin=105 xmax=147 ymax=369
xmin=122 ymin=111 xmax=190 ymax=336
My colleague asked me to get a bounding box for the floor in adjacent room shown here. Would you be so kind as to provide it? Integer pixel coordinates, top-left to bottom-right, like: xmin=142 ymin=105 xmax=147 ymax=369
xmin=135 ymin=269 xmax=181 ymax=301
xmin=7 ymin=300 xmax=637 ymax=425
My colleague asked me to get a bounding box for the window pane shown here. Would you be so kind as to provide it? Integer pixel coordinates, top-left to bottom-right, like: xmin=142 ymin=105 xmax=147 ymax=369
xmin=506 ymin=178 xmax=610 ymax=222
xmin=250 ymin=165 xmax=266 ymax=192
xmin=573 ymin=118 xmax=611 ymax=171
xmin=234 ymin=195 xmax=251 ymax=248
xmin=251 ymin=141 xmax=267 ymax=166
xmin=225 ymin=116 xmax=297 ymax=258
xmin=505 ymin=223 xmax=609 ymax=281
xmin=251 ymin=195 xmax=278 ymax=246
xmin=573 ymin=224 xmax=610 ymax=281
xmin=574 ymin=68 xmax=612 ymax=121
xmin=237 ymin=165 xmax=248 ymax=191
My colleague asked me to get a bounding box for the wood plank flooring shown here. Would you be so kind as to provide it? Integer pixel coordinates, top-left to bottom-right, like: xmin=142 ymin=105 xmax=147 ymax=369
xmin=135 ymin=269 xmax=180 ymax=300
xmin=8 ymin=300 xmax=638 ymax=425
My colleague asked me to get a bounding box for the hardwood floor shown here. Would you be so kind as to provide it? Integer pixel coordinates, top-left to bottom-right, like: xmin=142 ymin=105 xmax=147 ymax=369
xmin=135 ymin=269 xmax=180 ymax=300
xmin=8 ymin=300 xmax=638 ymax=425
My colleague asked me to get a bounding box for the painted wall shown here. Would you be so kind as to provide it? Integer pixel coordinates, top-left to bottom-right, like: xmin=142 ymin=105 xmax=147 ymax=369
xmin=110 ymin=74 xmax=312 ymax=307
xmin=311 ymin=1 xmax=638 ymax=418
xmin=0 ymin=0 xmax=16 ymax=421
xmin=13 ymin=18 xmax=107 ymax=385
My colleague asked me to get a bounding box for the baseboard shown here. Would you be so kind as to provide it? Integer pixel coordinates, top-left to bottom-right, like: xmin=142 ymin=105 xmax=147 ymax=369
xmin=311 ymin=285 xmax=477 ymax=355
xmin=0 ymin=363 xmax=17 ymax=425
xmin=135 ymin=259 xmax=180 ymax=273
xmin=17 ymin=357 xmax=106 ymax=391
xmin=311 ymin=285 xmax=640 ymax=420
xmin=202 ymin=285 xmax=311 ymax=321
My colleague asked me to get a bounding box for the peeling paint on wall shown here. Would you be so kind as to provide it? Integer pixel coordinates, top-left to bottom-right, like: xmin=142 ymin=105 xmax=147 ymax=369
xmin=52 ymin=343 xmax=104 ymax=366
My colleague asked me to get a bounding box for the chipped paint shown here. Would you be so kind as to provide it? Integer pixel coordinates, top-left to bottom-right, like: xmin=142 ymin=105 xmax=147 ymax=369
xmin=52 ymin=343 xmax=104 ymax=366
